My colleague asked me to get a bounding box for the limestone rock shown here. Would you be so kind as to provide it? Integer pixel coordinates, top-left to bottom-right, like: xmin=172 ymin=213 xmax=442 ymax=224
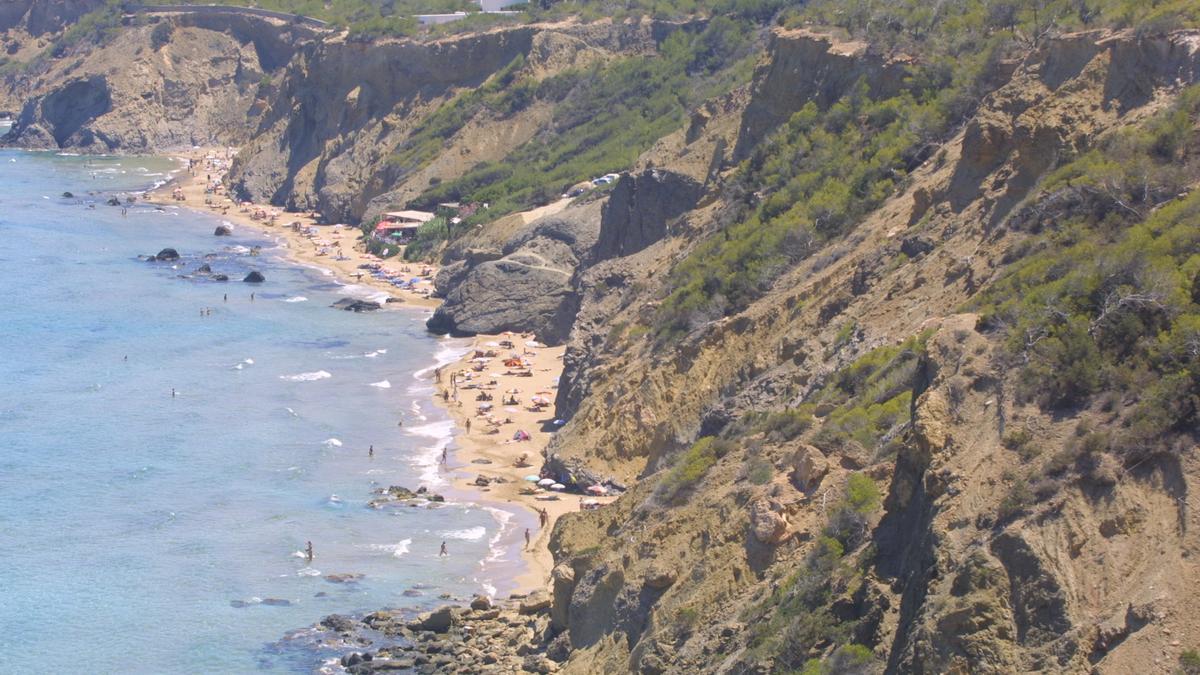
xmin=789 ymin=444 xmax=829 ymax=491
xmin=214 ymin=224 xmax=233 ymax=236
xmin=519 ymin=590 xmax=552 ymax=615
xmin=749 ymin=498 xmax=789 ymax=545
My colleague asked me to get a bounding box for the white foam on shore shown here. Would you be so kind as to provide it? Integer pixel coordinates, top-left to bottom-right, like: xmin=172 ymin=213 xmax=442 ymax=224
xmin=323 ymin=438 xmax=343 ymax=448
xmin=365 ymin=349 xmax=387 ymax=358
xmin=361 ymin=538 xmax=411 ymax=558
xmin=441 ymin=526 xmax=487 ymax=541
xmin=404 ymin=419 xmax=455 ymax=486
xmin=369 ymin=380 xmax=392 ymax=389
xmin=283 ymin=296 xmax=308 ymax=303
xmin=481 ymin=506 xmax=515 ymax=566
xmin=336 ymin=283 xmax=390 ymax=304
xmin=297 ymin=567 xmax=321 ymax=577
xmin=412 ymin=338 xmax=472 ymax=382
xmin=280 ymin=370 xmax=331 ymax=382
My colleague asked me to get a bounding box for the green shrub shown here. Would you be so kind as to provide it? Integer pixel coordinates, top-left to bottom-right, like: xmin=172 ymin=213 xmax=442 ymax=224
xmin=998 ymin=478 xmax=1033 ymax=521
xmin=150 ymin=21 xmax=174 ymax=50
xmin=659 ymin=436 xmax=730 ymax=502
xmin=746 ymin=457 xmax=774 ymax=485
xmin=1180 ymin=649 xmax=1200 ymax=675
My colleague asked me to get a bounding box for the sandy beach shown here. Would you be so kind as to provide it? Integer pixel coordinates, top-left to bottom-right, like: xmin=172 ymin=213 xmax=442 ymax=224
xmin=145 ymin=149 xmax=441 ymax=309
xmin=427 ymin=334 xmax=617 ymax=592
xmin=149 ymin=148 xmax=597 ymax=596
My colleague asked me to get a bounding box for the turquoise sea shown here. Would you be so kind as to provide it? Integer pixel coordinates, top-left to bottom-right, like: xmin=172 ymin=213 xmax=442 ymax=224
xmin=0 ymin=150 xmax=529 ymax=673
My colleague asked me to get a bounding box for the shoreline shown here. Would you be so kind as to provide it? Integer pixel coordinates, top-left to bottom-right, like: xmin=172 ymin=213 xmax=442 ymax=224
xmin=146 ymin=148 xmax=575 ymax=598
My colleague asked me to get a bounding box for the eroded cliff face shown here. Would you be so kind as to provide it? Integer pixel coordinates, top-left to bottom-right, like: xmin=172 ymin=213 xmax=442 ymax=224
xmin=531 ymin=27 xmax=1200 ymax=674
xmin=2 ymin=14 xmax=315 ymax=152
xmin=226 ymin=21 xmax=670 ymax=224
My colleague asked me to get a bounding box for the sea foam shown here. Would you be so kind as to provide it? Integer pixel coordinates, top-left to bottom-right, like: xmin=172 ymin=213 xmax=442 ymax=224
xmin=280 ymin=370 xmax=331 ymax=382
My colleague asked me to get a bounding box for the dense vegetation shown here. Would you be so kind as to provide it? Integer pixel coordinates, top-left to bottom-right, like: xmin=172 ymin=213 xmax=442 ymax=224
xmin=403 ymin=18 xmax=755 ymax=219
xmin=654 ymin=0 xmax=1200 ymax=338
xmin=975 ymin=86 xmax=1200 ymax=461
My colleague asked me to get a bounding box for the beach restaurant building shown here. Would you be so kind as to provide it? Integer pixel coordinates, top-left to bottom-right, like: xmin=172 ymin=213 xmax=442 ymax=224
xmin=373 ymin=210 xmax=436 ymax=242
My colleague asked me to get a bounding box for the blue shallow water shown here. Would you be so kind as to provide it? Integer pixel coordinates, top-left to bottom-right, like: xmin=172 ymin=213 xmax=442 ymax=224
xmin=0 ymin=151 xmax=526 ymax=673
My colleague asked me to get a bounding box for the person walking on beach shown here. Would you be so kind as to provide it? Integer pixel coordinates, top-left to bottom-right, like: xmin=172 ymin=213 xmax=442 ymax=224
xmin=539 ymin=508 xmax=548 ymax=528
xmin=305 ymin=541 xmax=314 ymax=563
xmin=524 ymin=528 xmax=531 ymax=551
xmin=439 ymin=541 xmax=448 ymax=557
xmin=465 ymin=419 xmax=471 ymax=434
xmin=441 ymin=447 xmax=447 ymax=464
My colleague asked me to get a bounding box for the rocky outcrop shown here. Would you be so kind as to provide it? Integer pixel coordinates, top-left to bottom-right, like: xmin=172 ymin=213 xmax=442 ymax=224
xmin=426 ymin=203 xmax=601 ymax=344
xmin=0 ymin=0 xmax=105 ymax=36
xmin=242 ymin=271 xmax=265 ymax=283
xmin=733 ymin=28 xmax=910 ymax=159
xmin=592 ymin=169 xmax=703 ymax=263
xmin=3 ymin=15 xmax=314 ymax=152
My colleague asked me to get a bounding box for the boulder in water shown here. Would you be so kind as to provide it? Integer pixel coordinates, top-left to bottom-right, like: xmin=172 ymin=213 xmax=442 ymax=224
xmin=243 ymin=271 xmax=265 ymax=283
xmin=331 ymin=297 xmax=380 ymax=312
xmin=196 ymin=263 xmax=212 ymax=274
xmin=106 ymin=197 xmax=121 ymax=206
xmin=155 ymin=248 xmax=180 ymax=261
xmin=214 ymin=224 xmax=233 ymax=236
xmin=62 ymin=191 xmax=73 ymax=199
xmin=211 ymin=274 xmax=229 ymax=281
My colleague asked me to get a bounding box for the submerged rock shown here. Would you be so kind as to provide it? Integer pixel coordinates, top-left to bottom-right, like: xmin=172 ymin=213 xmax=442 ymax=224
xmin=243 ymin=271 xmax=265 ymax=283
xmin=214 ymin=224 xmax=233 ymax=236
xmin=331 ymin=297 xmax=381 ymax=312
xmin=155 ymin=247 xmax=179 ymax=261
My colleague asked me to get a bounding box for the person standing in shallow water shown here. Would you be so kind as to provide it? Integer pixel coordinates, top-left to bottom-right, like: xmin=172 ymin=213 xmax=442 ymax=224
xmin=439 ymin=541 xmax=448 ymax=556
xmin=369 ymin=444 xmax=374 ymax=458
xmin=305 ymin=541 xmax=314 ymax=563
xmin=524 ymin=528 xmax=531 ymax=550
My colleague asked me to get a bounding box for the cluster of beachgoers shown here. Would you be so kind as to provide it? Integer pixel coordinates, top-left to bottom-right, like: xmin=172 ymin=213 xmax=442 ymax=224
xmin=149 ymin=148 xmax=613 ymax=597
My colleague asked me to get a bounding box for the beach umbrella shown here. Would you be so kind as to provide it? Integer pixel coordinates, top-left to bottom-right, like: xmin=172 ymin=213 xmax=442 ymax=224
xmin=537 ymin=478 xmax=555 ymax=487
xmin=524 ymin=475 xmax=541 ymax=482
xmin=550 ymin=483 xmax=566 ymax=491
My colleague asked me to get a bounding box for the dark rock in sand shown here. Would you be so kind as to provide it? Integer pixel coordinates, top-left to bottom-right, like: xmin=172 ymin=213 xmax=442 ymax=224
xmin=196 ymin=263 xmax=212 ymax=274
xmin=214 ymin=224 xmax=233 ymax=236
xmin=155 ymin=247 xmax=180 ymax=261
xmin=320 ymin=614 xmax=357 ymax=633
xmin=211 ymin=274 xmax=229 ymax=281
xmin=473 ymin=475 xmax=491 ymax=487
xmin=243 ymin=271 xmax=265 ymax=283
xmin=331 ymin=297 xmax=381 ymax=312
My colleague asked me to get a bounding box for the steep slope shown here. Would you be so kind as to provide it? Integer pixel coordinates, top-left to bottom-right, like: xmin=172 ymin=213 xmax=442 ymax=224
xmin=532 ymin=27 xmax=1200 ymax=674
xmin=1 ymin=12 xmax=316 ymax=151
xmin=226 ymin=20 xmax=674 ymax=224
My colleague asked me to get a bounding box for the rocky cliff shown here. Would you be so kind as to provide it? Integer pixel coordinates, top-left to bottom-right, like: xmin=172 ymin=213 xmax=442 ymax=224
xmin=1 ymin=12 xmax=317 ymax=152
